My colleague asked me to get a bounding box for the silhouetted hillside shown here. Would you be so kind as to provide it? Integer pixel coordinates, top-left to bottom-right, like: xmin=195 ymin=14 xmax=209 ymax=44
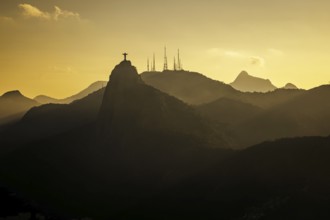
xmin=34 ymin=81 xmax=107 ymax=104
xmin=196 ymin=97 xmax=263 ymax=126
xmin=99 ymin=61 xmax=230 ymax=148
xmin=160 ymin=135 xmax=330 ymax=220
xmin=141 ymin=70 xmax=305 ymax=109
xmin=229 ymin=88 xmax=305 ymax=109
xmin=141 ymin=70 xmax=239 ymax=105
xmin=33 ymin=95 xmax=61 ymax=104
xmin=0 ymin=186 xmax=58 ymax=219
xmin=0 ymin=91 xmax=39 ymax=127
xmin=0 ymin=88 xmax=105 ymax=155
xmin=232 ymin=85 xmax=330 ymax=147
xmin=0 ymin=60 xmax=232 ymax=218
xmin=230 ymin=71 xmax=277 ymax=92
xmin=1 ymin=59 xmax=329 ymax=220
xmin=1 ymin=132 xmax=330 ymax=219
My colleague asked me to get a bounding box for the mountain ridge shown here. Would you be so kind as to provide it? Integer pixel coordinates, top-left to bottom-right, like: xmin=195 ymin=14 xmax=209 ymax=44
xmin=141 ymin=70 xmax=240 ymax=105
xmin=231 ymin=84 xmax=330 ymax=147
xmin=230 ymin=71 xmax=277 ymax=92
xmin=99 ymin=60 xmax=230 ymax=148
xmin=0 ymin=90 xmax=39 ymax=126
xmin=34 ymin=81 xmax=107 ymax=104
xmin=0 ymin=58 xmax=330 ymax=219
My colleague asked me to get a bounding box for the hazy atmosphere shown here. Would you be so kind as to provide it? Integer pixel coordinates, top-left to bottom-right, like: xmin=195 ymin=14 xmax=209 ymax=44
xmin=1 ymin=0 xmax=330 ymax=97
xmin=1 ymin=1 xmax=330 ymax=219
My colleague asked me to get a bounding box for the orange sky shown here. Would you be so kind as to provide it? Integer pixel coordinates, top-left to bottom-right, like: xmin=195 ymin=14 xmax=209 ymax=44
xmin=1 ymin=0 xmax=330 ymax=98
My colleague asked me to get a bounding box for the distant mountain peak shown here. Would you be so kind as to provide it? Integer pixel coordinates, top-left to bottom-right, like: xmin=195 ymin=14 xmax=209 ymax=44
xmin=230 ymin=71 xmax=277 ymax=93
xmin=238 ymin=70 xmax=249 ymax=77
xmin=34 ymin=81 xmax=108 ymax=104
xmin=234 ymin=71 xmax=269 ymax=82
xmin=283 ymin=83 xmax=298 ymax=90
xmin=2 ymin=90 xmax=24 ymax=98
xmin=0 ymin=90 xmax=39 ymax=124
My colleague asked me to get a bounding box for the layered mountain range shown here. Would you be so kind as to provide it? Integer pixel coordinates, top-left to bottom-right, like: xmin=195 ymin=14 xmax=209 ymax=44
xmin=0 ymin=59 xmax=329 ymax=219
xmin=229 ymin=71 xmax=298 ymax=92
xmin=0 ymin=70 xmax=297 ymax=128
xmin=0 ymin=81 xmax=106 ymax=128
xmin=34 ymin=81 xmax=107 ymax=104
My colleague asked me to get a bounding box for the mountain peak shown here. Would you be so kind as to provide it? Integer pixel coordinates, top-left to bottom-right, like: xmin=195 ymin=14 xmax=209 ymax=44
xmin=230 ymin=71 xmax=277 ymax=93
xmin=98 ymin=59 xmax=145 ymax=132
xmin=109 ymin=60 xmax=144 ymax=89
xmin=2 ymin=90 xmax=24 ymax=98
xmin=238 ymin=70 xmax=249 ymax=77
xmin=98 ymin=58 xmax=228 ymax=148
xmin=283 ymin=83 xmax=298 ymax=90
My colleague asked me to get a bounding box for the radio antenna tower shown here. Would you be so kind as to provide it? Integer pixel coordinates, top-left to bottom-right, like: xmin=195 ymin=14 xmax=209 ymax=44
xmin=147 ymin=58 xmax=150 ymax=72
xmin=163 ymin=46 xmax=168 ymax=71
xmin=152 ymin=53 xmax=156 ymax=71
xmin=173 ymin=56 xmax=177 ymax=71
xmin=177 ymin=49 xmax=182 ymax=70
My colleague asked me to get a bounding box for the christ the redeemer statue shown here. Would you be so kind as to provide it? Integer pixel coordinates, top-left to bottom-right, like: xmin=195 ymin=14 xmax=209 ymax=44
xmin=123 ymin=53 xmax=128 ymax=61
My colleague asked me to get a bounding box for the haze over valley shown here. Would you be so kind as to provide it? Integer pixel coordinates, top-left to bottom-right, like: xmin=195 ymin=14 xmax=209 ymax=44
xmin=1 ymin=1 xmax=330 ymax=219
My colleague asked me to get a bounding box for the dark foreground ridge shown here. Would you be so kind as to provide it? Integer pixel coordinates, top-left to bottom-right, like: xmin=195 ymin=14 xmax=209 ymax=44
xmin=0 ymin=57 xmax=330 ymax=219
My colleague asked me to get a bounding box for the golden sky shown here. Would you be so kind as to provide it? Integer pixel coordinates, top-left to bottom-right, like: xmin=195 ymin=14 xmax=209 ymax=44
xmin=1 ymin=0 xmax=330 ymax=98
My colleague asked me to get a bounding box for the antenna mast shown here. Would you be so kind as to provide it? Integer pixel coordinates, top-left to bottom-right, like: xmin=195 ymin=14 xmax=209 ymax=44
xmin=163 ymin=46 xmax=168 ymax=71
xmin=173 ymin=56 xmax=177 ymax=71
xmin=177 ymin=49 xmax=181 ymax=70
xmin=147 ymin=58 xmax=150 ymax=72
xmin=152 ymin=53 xmax=156 ymax=71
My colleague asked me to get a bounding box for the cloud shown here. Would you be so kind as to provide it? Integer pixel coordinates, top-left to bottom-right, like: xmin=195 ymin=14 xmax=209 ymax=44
xmin=250 ymin=56 xmax=265 ymax=67
xmin=207 ymin=48 xmax=245 ymax=58
xmin=19 ymin=4 xmax=50 ymax=19
xmin=53 ymin=6 xmax=80 ymax=21
xmin=18 ymin=3 xmax=80 ymax=21
xmin=207 ymin=48 xmax=265 ymax=67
